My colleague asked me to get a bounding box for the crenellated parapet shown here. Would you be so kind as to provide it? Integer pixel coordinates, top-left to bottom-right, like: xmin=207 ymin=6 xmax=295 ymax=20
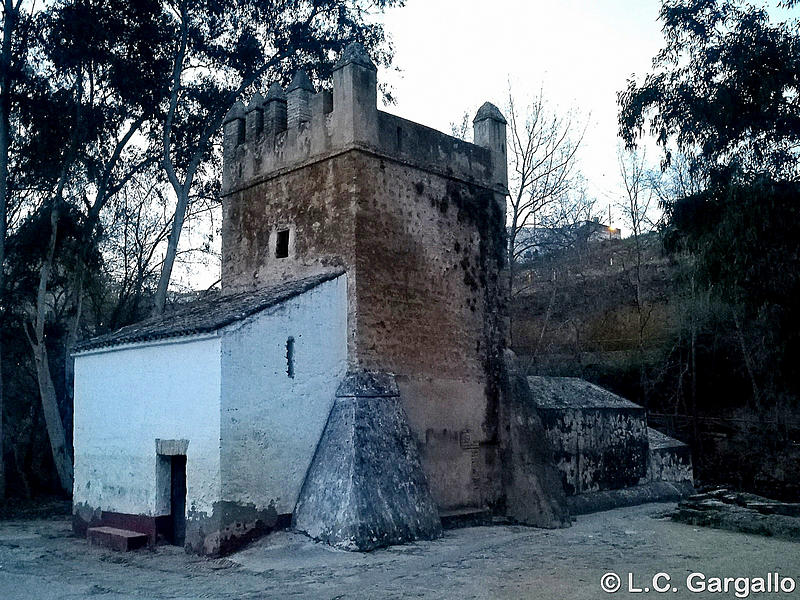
xmin=221 ymin=42 xmax=508 ymax=198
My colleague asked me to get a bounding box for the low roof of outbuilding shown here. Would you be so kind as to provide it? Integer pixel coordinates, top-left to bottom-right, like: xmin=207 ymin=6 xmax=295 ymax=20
xmin=527 ymin=376 xmax=642 ymax=410
xmin=74 ymin=269 xmax=345 ymax=353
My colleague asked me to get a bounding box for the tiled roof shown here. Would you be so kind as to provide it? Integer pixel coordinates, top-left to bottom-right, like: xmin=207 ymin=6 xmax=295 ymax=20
xmin=74 ymin=270 xmax=345 ymax=353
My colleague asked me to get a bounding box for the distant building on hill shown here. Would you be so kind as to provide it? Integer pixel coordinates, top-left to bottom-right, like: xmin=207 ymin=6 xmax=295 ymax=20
xmin=513 ymin=217 xmax=621 ymax=261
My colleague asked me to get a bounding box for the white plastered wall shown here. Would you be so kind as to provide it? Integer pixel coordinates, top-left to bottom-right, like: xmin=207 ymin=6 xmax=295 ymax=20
xmin=73 ymin=337 xmax=221 ymax=517
xmin=219 ymin=275 xmax=348 ymax=514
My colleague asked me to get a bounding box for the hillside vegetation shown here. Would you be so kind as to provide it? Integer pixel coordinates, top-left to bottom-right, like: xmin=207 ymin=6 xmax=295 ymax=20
xmin=512 ymin=234 xmax=800 ymax=500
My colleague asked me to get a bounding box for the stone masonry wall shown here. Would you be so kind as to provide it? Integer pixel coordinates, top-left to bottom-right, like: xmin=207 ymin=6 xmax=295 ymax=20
xmin=221 ymin=148 xmax=506 ymax=510
xmin=222 ymin=154 xmax=357 ymax=291
xmin=351 ymin=152 xmax=506 ymax=509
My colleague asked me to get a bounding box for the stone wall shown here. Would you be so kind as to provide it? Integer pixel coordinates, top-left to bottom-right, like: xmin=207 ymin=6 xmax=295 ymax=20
xmin=647 ymin=427 xmax=693 ymax=484
xmin=222 ymin=146 xmax=506 ymax=510
xmin=351 ymin=153 xmax=506 ymax=509
xmin=222 ymin=153 xmax=357 ymax=291
xmin=528 ymin=377 xmax=649 ymax=495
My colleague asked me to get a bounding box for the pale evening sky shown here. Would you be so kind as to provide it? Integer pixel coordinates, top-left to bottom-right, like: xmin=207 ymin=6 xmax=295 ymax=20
xmin=179 ymin=0 xmax=798 ymax=288
xmin=376 ymin=0 xmax=798 ymax=227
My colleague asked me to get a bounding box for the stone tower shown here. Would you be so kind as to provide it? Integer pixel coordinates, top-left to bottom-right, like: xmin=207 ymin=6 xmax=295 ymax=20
xmin=221 ymin=43 xmax=510 ymax=514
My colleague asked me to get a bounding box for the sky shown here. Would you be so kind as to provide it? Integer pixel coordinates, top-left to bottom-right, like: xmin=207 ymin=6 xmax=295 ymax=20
xmin=178 ymin=0 xmax=798 ymax=288
xmin=376 ymin=0 xmax=798 ymax=229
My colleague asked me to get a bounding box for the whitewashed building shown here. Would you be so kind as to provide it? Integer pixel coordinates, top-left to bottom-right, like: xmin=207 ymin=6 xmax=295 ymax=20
xmin=72 ymin=272 xmax=348 ymax=554
xmin=74 ymin=42 xmax=666 ymax=557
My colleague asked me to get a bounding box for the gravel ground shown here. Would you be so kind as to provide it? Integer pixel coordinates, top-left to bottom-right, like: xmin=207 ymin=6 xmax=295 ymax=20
xmin=0 ymin=502 xmax=798 ymax=599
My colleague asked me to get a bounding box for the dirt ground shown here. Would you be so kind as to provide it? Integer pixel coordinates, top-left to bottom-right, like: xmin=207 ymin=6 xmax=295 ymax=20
xmin=0 ymin=502 xmax=798 ymax=599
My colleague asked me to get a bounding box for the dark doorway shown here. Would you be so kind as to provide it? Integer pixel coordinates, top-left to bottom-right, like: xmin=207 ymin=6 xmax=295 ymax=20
xmin=170 ymin=455 xmax=187 ymax=546
xmin=276 ymin=229 xmax=290 ymax=258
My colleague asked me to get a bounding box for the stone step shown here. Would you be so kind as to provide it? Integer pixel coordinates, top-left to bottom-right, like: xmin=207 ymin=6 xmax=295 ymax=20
xmin=673 ymin=493 xmax=800 ymax=541
xmin=567 ymin=481 xmax=695 ymax=515
xmin=439 ymin=507 xmax=492 ymax=530
xmin=87 ymin=526 xmax=148 ymax=552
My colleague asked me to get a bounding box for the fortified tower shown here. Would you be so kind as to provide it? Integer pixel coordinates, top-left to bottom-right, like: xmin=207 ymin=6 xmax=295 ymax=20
xmin=221 ymin=44 xmax=509 ymax=515
xmin=71 ymin=45 xmax=688 ymax=557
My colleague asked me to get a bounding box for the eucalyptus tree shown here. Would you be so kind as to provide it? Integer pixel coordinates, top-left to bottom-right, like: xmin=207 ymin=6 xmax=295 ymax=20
xmin=9 ymin=0 xmax=170 ymax=492
xmin=619 ymin=0 xmax=800 ymax=404
xmin=0 ymin=0 xmax=38 ymax=499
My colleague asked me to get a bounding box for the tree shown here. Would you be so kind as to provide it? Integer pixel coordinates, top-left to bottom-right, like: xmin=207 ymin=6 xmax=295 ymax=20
xmin=7 ymin=0 xmax=170 ymax=493
xmin=505 ymin=87 xmax=585 ymax=300
xmin=88 ymin=164 xmax=219 ymax=332
xmin=0 ymin=0 xmax=17 ymax=501
xmin=617 ymin=148 xmax=662 ymax=406
xmin=152 ymin=0 xmax=401 ymax=315
xmin=618 ymin=0 xmax=800 ymax=404
xmin=619 ymin=0 xmax=800 ymax=183
xmin=450 ymin=111 xmax=471 ymax=142
xmin=0 ymin=0 xmax=37 ymax=499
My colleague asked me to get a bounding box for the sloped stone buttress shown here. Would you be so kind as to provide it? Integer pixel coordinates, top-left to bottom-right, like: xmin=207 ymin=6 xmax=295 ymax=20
xmin=292 ymin=372 xmax=443 ymax=551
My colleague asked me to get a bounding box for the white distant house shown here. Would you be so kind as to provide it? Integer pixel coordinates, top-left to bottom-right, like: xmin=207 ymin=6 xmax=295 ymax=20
xmin=72 ymin=272 xmax=348 ymax=554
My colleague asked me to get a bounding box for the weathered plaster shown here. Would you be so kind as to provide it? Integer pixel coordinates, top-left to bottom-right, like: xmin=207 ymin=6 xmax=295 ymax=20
xmin=73 ymin=337 xmax=222 ymax=519
xmin=219 ymin=275 xmax=348 ymax=515
xmin=647 ymin=427 xmax=693 ymax=484
xmin=293 ymin=372 xmax=442 ymax=551
xmin=73 ymin=276 xmax=348 ymax=554
xmin=526 ymin=377 xmax=695 ymax=510
xmin=528 ymin=377 xmax=649 ymax=495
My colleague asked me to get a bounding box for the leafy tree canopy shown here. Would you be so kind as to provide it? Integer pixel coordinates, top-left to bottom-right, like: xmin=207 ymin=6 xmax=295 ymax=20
xmin=619 ymin=0 xmax=800 ymax=402
xmin=619 ymin=0 xmax=800 ymax=182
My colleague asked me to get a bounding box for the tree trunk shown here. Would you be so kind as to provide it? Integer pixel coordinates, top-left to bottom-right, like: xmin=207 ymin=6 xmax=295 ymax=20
xmin=62 ymin=270 xmax=84 ymax=423
xmin=0 ymin=0 xmax=18 ymax=500
xmin=29 ymin=204 xmax=74 ymax=494
xmin=32 ymin=340 xmax=73 ymax=492
xmin=152 ymin=184 xmax=190 ymax=315
xmin=0 ymin=332 xmax=4 ymax=500
xmin=690 ymin=274 xmax=698 ymax=446
xmin=732 ymin=307 xmax=760 ymax=410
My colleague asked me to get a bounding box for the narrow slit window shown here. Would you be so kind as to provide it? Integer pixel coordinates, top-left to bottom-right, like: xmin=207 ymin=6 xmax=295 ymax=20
xmin=286 ymin=336 xmax=295 ymax=379
xmin=396 ymin=126 xmax=403 ymax=151
xmin=276 ymin=229 xmax=290 ymax=258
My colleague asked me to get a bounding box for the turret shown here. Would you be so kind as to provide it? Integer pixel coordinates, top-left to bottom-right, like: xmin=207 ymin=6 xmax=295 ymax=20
xmin=332 ymin=42 xmax=378 ymax=144
xmin=287 ymin=70 xmax=315 ymax=129
xmin=473 ymin=102 xmax=508 ymax=191
xmin=223 ymin=100 xmax=245 ymax=156
xmin=246 ymin=92 xmax=264 ymax=142
xmin=263 ymin=83 xmax=287 ymax=137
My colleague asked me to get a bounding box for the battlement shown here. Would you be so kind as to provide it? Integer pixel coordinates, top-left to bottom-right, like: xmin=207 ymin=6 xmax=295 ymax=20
xmin=221 ymin=43 xmax=507 ymax=197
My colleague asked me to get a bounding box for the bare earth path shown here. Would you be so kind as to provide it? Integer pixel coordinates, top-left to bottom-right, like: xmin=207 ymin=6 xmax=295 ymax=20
xmin=0 ymin=503 xmax=798 ymax=599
